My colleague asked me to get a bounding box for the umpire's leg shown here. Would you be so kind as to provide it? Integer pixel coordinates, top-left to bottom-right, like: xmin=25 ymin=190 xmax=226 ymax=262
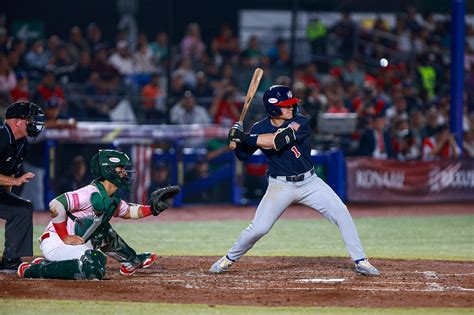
xmin=0 ymin=192 xmax=33 ymax=259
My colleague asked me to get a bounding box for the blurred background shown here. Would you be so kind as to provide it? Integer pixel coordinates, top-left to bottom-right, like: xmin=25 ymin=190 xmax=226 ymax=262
xmin=1 ymin=0 xmax=473 ymax=209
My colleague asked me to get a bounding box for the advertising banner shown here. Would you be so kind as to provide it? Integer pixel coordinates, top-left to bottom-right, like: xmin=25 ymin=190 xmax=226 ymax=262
xmin=347 ymin=158 xmax=474 ymax=202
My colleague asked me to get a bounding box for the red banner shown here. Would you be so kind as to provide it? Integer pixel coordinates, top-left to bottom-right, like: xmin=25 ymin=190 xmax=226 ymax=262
xmin=346 ymin=158 xmax=474 ymax=202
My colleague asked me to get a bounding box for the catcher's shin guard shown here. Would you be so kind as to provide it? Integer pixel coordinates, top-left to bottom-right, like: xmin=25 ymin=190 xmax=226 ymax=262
xmin=22 ymin=250 xmax=107 ymax=280
xmin=99 ymin=225 xmax=141 ymax=267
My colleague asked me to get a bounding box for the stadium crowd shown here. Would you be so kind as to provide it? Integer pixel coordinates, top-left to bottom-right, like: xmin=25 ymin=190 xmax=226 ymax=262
xmin=0 ymin=7 xmax=473 ymax=162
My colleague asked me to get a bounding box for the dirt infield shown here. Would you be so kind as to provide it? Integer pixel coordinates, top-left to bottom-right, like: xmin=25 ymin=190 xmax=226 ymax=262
xmin=1 ymin=203 xmax=473 ymax=307
xmin=1 ymin=256 xmax=473 ymax=307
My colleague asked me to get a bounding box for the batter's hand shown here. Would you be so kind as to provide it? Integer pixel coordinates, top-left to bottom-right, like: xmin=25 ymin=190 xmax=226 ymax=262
xmin=63 ymin=235 xmax=85 ymax=245
xmin=14 ymin=172 xmax=35 ymax=186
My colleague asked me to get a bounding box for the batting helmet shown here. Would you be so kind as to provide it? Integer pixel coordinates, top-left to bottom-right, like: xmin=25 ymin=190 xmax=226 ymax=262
xmin=263 ymin=85 xmax=300 ymax=117
xmin=90 ymin=149 xmax=134 ymax=191
xmin=5 ymin=101 xmax=45 ymax=137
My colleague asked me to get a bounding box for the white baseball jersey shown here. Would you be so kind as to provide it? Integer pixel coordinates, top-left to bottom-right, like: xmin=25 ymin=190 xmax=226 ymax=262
xmin=40 ymin=184 xmax=129 ymax=261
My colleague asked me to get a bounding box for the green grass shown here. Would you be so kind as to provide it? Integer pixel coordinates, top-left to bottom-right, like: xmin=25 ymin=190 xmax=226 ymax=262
xmin=2 ymin=215 xmax=472 ymax=260
xmin=0 ymin=299 xmax=472 ymax=315
xmin=1 ymin=215 xmax=473 ymax=313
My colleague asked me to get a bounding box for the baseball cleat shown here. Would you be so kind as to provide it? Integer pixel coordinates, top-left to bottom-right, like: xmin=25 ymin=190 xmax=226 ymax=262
xmin=209 ymin=255 xmax=234 ymax=274
xmin=17 ymin=262 xmax=31 ymax=278
xmin=355 ymin=259 xmax=380 ymax=276
xmin=31 ymin=257 xmax=45 ymax=265
xmin=140 ymin=252 xmax=158 ymax=269
xmin=120 ymin=263 xmax=138 ymax=276
xmin=120 ymin=253 xmax=158 ymax=276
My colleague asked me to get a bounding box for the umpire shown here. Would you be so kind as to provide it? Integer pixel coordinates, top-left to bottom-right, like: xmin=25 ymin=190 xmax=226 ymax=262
xmin=0 ymin=101 xmax=44 ymax=272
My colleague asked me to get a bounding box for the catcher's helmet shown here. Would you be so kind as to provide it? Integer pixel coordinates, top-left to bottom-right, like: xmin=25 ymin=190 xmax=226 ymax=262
xmin=5 ymin=101 xmax=45 ymax=137
xmin=263 ymin=85 xmax=300 ymax=117
xmin=90 ymin=149 xmax=134 ymax=191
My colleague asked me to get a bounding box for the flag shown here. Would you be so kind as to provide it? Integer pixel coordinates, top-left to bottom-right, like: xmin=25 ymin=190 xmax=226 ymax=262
xmin=131 ymin=145 xmax=153 ymax=204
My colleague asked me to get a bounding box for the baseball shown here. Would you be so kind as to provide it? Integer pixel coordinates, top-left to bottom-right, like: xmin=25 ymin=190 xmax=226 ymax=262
xmin=379 ymin=58 xmax=388 ymax=67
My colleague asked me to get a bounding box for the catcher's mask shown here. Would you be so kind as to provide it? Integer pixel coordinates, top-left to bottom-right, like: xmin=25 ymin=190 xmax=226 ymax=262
xmin=5 ymin=101 xmax=45 ymax=137
xmin=90 ymin=149 xmax=134 ymax=191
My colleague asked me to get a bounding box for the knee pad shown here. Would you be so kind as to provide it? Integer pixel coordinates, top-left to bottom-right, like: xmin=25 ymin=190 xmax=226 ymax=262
xmin=81 ymin=249 xmax=107 ymax=280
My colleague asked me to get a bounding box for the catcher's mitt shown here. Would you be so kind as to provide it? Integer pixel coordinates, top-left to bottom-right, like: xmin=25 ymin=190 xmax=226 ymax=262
xmin=148 ymin=185 xmax=181 ymax=216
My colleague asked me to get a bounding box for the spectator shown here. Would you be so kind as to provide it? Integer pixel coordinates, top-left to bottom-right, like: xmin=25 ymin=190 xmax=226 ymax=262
xmin=352 ymin=81 xmax=387 ymax=129
xmin=90 ymin=45 xmax=121 ymax=90
xmin=172 ymin=57 xmax=197 ymax=89
xmin=134 ymin=41 xmax=157 ymax=74
xmin=267 ymin=37 xmax=290 ymax=67
xmin=148 ymin=162 xmax=171 ymax=198
xmin=209 ymin=85 xmax=241 ymax=126
xmin=402 ymin=80 xmax=424 ymax=112
xmin=192 ymin=71 xmax=214 ymax=109
xmin=33 ymin=70 xmax=65 ymax=108
xmin=10 ymin=71 xmax=29 ymax=102
xmin=108 ymin=40 xmax=134 ymax=75
xmin=24 ymin=40 xmax=49 ymax=79
xmin=0 ymin=53 xmax=16 ymax=96
xmin=44 ymin=35 xmax=61 ymax=63
xmin=0 ymin=27 xmax=7 ymax=54
xmin=327 ymin=95 xmax=349 ymax=113
xmin=43 ymin=97 xmax=76 ymax=129
xmin=331 ymin=11 xmax=357 ymax=57
xmin=301 ymin=63 xmax=321 ymax=90
xmin=391 ymin=117 xmax=419 ymax=160
xmin=51 ymin=45 xmax=75 ymax=81
xmin=409 ymin=110 xmax=426 ymax=152
xmin=150 ymin=31 xmax=169 ymax=66
xmin=358 ymin=113 xmax=393 ymax=159
xmin=66 ymin=26 xmax=90 ymax=63
xmin=385 ymin=94 xmax=408 ymax=124
xmin=6 ymin=51 xmax=20 ymax=76
xmin=342 ymin=59 xmax=365 ymax=88
xmin=69 ymin=51 xmax=92 ymax=83
xmin=169 ymin=73 xmax=187 ymax=100
xmin=141 ymin=73 xmax=164 ymax=121
xmin=211 ymin=23 xmax=239 ymax=64
xmin=463 ymin=130 xmax=474 ymax=158
xmin=86 ymin=23 xmax=106 ymax=52
xmin=58 ymin=155 xmax=90 ymax=194
xmin=181 ymin=23 xmax=206 ymax=61
xmin=241 ymin=35 xmax=263 ymax=67
xmin=421 ymin=125 xmax=461 ymax=161
xmin=306 ymin=17 xmax=327 ymax=57
xmin=170 ymin=90 xmax=211 ymax=125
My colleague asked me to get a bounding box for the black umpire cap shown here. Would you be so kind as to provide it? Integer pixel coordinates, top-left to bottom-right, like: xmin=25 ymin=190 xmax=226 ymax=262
xmin=5 ymin=101 xmax=34 ymax=119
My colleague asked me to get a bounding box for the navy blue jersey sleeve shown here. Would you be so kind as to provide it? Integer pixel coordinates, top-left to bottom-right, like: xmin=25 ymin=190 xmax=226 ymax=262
xmin=291 ymin=115 xmax=311 ymax=141
xmin=233 ymin=122 xmax=262 ymax=161
xmin=234 ymin=143 xmax=258 ymax=161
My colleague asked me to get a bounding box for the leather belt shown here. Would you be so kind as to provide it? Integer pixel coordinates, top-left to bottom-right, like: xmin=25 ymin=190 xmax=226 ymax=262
xmin=270 ymin=169 xmax=315 ymax=182
xmin=39 ymin=232 xmax=50 ymax=242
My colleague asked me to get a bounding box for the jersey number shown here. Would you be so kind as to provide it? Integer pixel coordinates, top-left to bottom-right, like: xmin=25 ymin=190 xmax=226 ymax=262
xmin=291 ymin=146 xmax=301 ymax=158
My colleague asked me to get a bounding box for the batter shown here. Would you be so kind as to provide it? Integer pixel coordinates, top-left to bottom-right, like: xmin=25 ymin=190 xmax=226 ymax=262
xmin=210 ymin=85 xmax=380 ymax=276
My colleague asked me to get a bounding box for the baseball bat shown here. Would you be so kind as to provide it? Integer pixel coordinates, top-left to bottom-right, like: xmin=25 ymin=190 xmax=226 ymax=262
xmin=229 ymin=67 xmax=263 ymax=149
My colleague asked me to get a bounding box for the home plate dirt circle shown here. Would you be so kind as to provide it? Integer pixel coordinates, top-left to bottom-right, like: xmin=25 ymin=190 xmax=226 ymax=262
xmin=2 ymin=256 xmax=473 ymax=307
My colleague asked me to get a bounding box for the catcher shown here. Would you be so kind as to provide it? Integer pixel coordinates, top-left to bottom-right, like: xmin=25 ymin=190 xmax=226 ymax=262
xmin=18 ymin=149 xmax=180 ymax=280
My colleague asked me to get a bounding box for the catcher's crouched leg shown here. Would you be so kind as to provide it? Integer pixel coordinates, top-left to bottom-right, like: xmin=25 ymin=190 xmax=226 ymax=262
xmin=99 ymin=225 xmax=157 ymax=276
xmin=22 ymin=250 xmax=107 ymax=280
